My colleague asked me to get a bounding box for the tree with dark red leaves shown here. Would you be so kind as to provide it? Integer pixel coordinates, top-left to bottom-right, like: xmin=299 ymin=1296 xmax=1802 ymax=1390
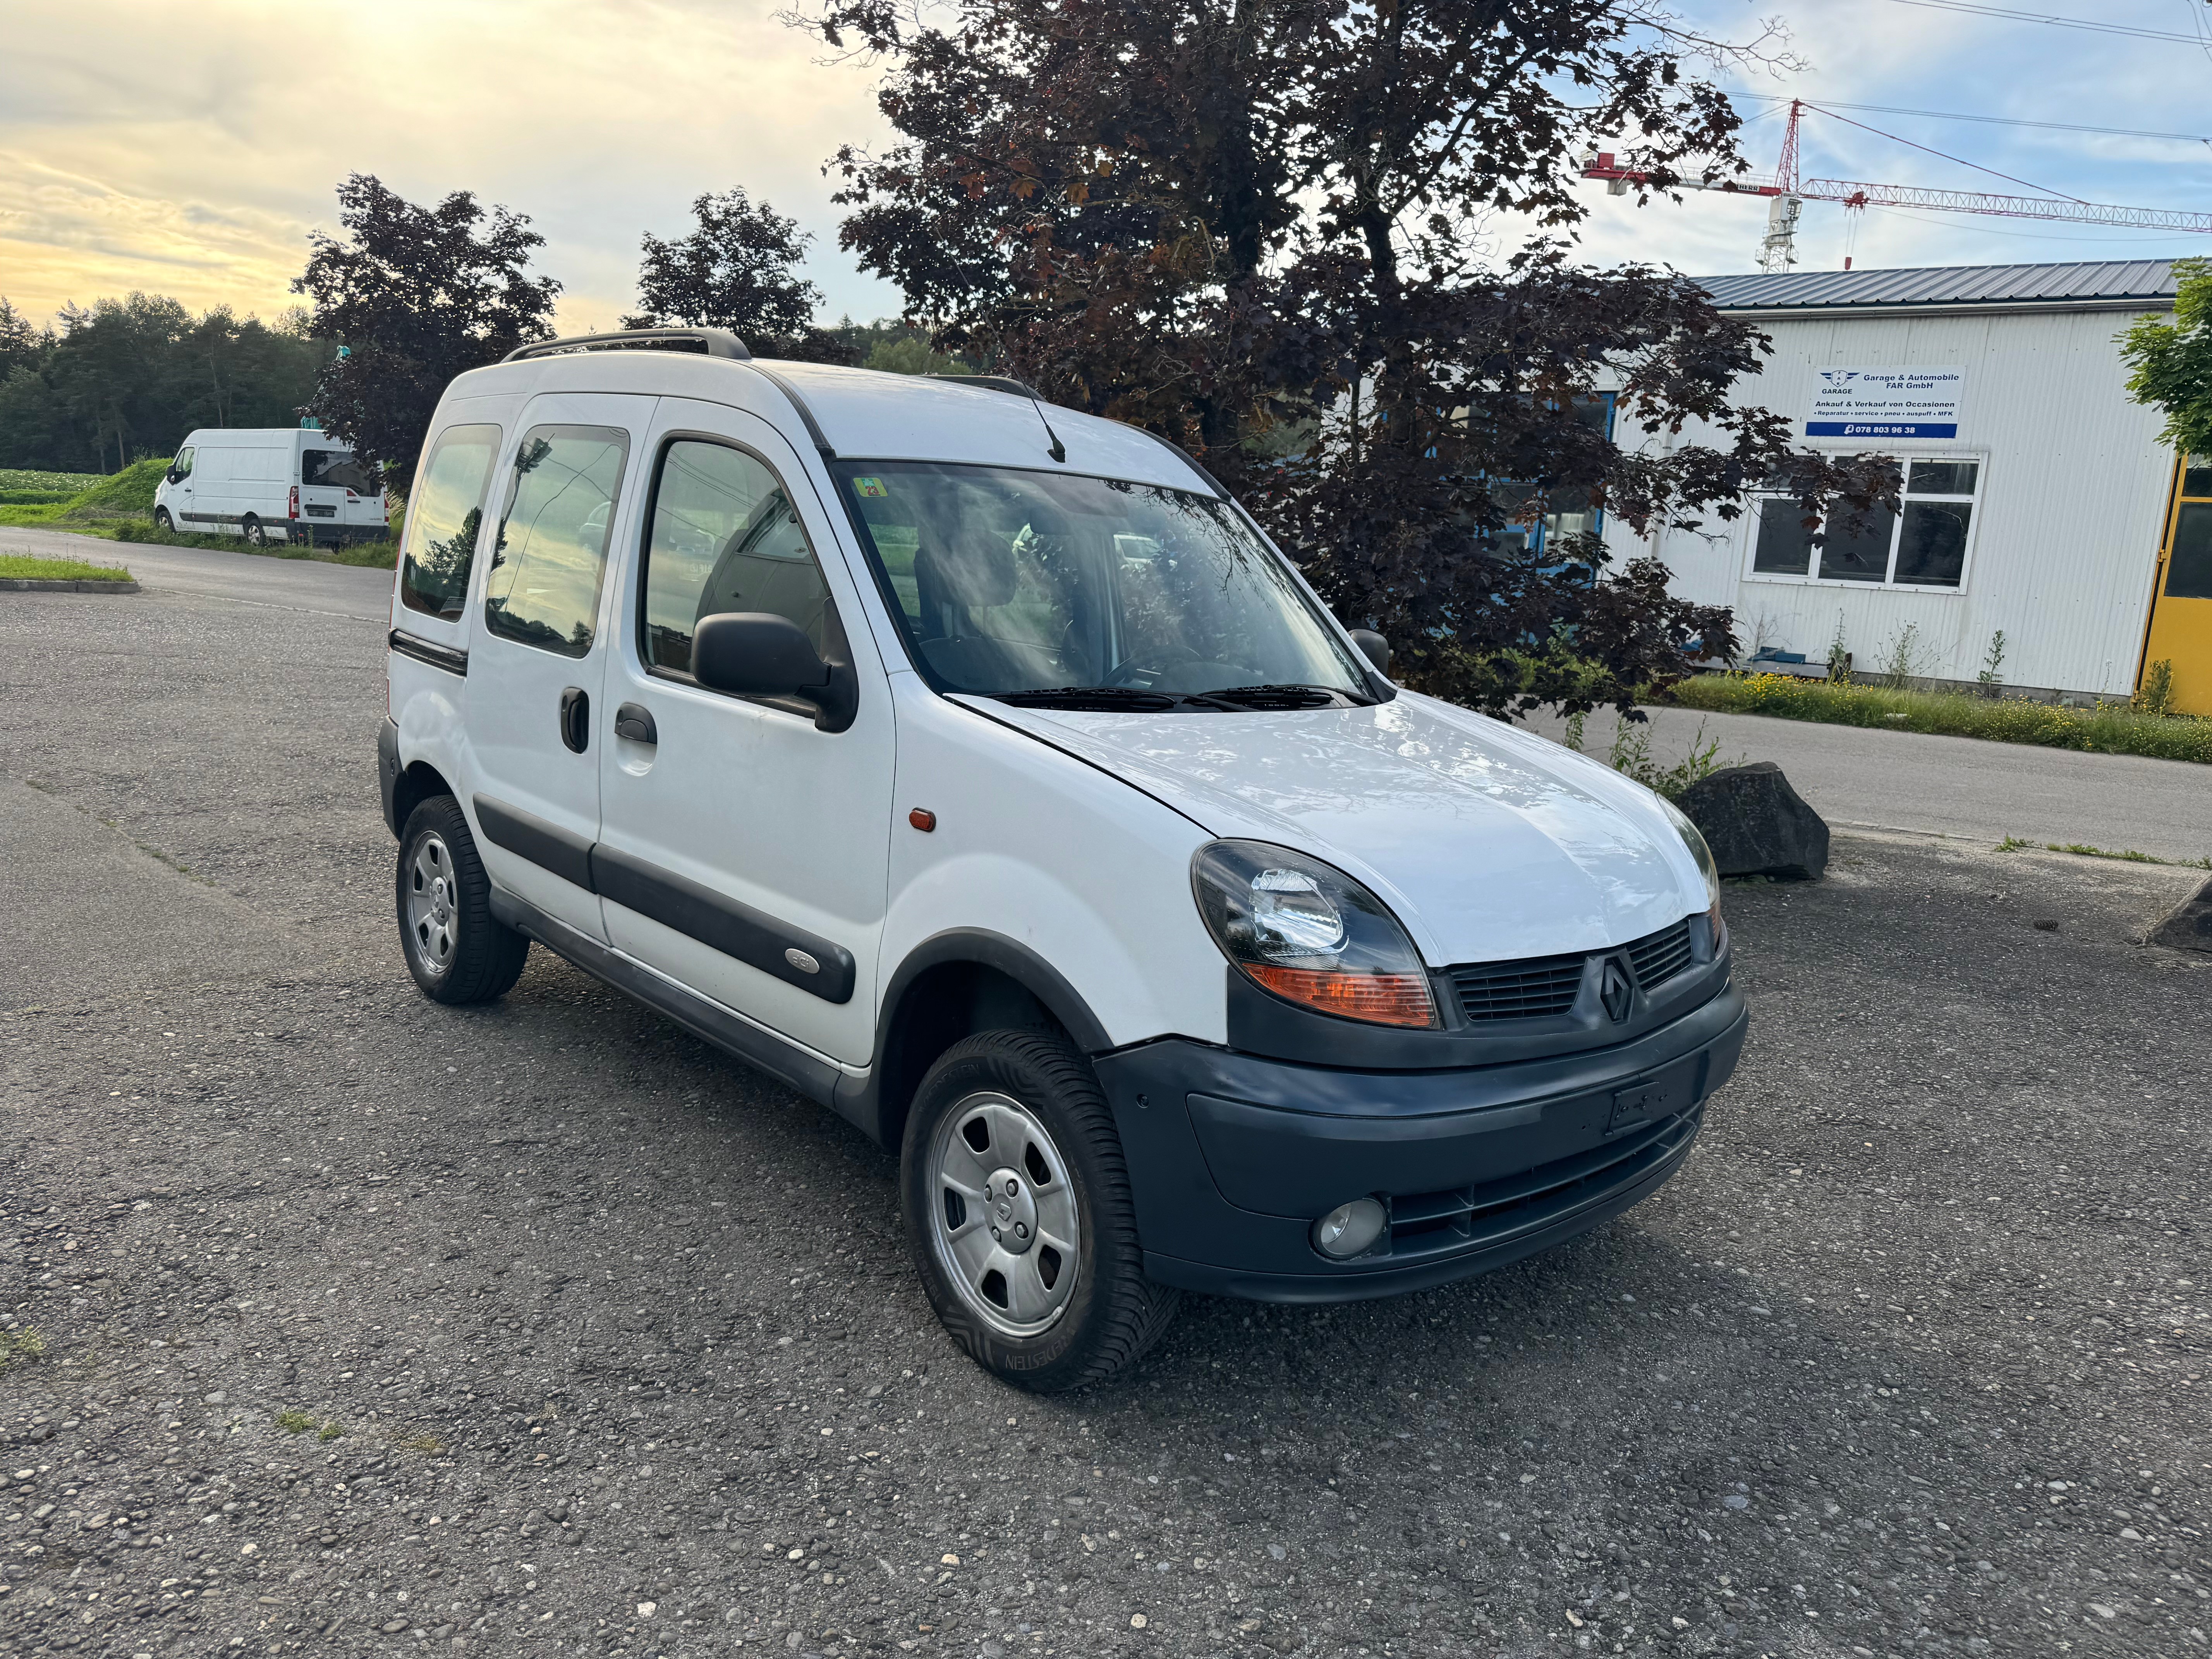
xmin=799 ymin=0 xmax=1896 ymax=714
xmin=293 ymin=175 xmax=559 ymax=490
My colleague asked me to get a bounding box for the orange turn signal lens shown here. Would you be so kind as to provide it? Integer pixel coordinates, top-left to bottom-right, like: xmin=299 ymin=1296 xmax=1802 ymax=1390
xmin=1244 ymin=965 xmax=1436 ymax=1028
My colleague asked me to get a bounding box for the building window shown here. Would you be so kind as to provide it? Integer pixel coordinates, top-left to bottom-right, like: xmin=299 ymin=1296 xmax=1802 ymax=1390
xmin=1749 ymin=457 xmax=1980 ymax=590
xmin=1478 ymin=395 xmax=1614 ymax=562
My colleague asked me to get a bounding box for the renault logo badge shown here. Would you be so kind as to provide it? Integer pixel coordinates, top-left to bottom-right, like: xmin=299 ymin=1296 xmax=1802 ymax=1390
xmin=1600 ymin=959 xmax=1634 ymax=1024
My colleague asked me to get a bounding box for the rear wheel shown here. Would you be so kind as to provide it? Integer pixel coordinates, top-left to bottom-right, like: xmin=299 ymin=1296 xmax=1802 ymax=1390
xmin=242 ymin=515 xmax=267 ymax=546
xmin=395 ymin=795 xmax=529 ymax=1005
xmin=902 ymin=1030 xmax=1179 ymax=1391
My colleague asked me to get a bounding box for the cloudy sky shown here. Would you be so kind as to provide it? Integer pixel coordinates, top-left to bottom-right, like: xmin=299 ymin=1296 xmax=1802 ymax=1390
xmin=5 ymin=0 xmax=2210 ymax=333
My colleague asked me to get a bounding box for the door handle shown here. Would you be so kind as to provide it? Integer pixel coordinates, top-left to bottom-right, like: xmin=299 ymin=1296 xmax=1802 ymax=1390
xmin=558 ymin=687 xmax=590 ymax=754
xmin=614 ymin=701 xmax=658 ymax=745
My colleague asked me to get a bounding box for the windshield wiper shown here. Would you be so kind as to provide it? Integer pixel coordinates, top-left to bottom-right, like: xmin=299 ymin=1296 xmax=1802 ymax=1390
xmin=1201 ymin=684 xmax=1358 ymax=710
xmin=991 ymin=686 xmax=1182 ymax=711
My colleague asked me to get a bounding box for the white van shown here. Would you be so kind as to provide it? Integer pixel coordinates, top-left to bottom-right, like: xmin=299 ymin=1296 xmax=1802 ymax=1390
xmin=375 ymin=327 xmax=1745 ymax=1390
xmin=154 ymin=427 xmax=388 ymax=547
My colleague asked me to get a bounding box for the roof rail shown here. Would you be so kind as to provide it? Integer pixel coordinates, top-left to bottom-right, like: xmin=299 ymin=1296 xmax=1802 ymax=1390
xmin=503 ymin=326 xmax=751 ymax=364
xmin=925 ymin=373 xmax=1042 ymax=398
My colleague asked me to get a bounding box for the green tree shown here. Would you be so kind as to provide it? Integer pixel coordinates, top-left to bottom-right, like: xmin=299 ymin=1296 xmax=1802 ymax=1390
xmin=624 ymin=189 xmax=854 ymax=363
xmin=0 ymin=294 xmax=321 ymax=472
xmin=2121 ymin=257 xmax=2212 ymax=457
xmin=293 ymin=174 xmax=560 ymax=489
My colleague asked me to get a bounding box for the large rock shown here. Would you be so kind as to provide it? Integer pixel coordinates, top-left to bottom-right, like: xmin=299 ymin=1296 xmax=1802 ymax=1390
xmin=2148 ymin=876 xmax=2212 ymax=954
xmin=1675 ymin=761 xmax=1830 ymax=881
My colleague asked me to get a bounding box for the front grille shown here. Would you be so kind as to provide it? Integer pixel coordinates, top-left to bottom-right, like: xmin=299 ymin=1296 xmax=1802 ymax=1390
xmin=1625 ymin=917 xmax=1694 ymax=991
xmin=1449 ymin=952 xmax=1585 ymax=1022
xmin=1385 ymin=1107 xmax=1702 ymax=1262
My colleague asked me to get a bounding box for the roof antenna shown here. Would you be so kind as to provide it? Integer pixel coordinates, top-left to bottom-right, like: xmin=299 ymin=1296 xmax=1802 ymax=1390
xmin=1028 ymin=393 xmax=1068 ymax=464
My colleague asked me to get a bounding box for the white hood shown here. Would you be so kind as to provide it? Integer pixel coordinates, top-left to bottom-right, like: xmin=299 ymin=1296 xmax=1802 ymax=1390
xmin=965 ymin=690 xmax=1706 ymax=967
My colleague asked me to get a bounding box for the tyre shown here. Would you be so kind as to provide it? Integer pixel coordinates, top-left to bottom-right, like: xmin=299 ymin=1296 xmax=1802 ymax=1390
xmin=242 ymin=515 xmax=266 ymax=546
xmin=395 ymin=795 xmax=529 ymax=1005
xmin=903 ymin=1030 xmax=1180 ymax=1391
xmin=153 ymin=507 xmax=173 ymax=533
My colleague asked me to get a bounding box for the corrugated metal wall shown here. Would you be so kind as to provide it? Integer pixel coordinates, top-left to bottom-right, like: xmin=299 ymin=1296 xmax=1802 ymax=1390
xmin=1615 ymin=306 xmax=2173 ymax=696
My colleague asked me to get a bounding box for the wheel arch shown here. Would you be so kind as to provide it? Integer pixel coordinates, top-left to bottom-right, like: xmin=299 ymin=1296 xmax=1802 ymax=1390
xmin=380 ymin=721 xmax=459 ymax=842
xmin=840 ymin=931 xmax=1112 ymax=1153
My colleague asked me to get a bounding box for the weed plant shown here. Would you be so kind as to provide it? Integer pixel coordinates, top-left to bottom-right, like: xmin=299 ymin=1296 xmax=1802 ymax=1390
xmin=1673 ymin=671 xmax=2212 ymax=766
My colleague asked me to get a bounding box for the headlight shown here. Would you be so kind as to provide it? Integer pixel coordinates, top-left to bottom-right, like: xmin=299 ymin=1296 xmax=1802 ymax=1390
xmin=1660 ymin=797 xmax=1723 ymax=924
xmin=1191 ymin=841 xmax=1437 ymax=1028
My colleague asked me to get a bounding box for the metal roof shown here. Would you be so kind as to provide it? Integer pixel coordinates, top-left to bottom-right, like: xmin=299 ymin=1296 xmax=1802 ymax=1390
xmin=1695 ymin=259 xmax=2179 ymax=312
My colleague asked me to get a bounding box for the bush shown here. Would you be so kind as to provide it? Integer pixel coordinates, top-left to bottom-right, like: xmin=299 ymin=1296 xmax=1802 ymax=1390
xmin=1672 ymin=672 xmax=2212 ymax=766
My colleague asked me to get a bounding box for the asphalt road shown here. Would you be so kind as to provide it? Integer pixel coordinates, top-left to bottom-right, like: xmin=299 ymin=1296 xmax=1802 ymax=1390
xmin=1521 ymin=706 xmax=2212 ymax=867
xmin=2 ymin=544 xmax=2209 ymax=1659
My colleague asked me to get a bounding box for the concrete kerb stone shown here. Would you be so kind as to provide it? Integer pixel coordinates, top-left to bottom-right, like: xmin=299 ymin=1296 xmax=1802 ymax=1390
xmin=0 ymin=577 xmax=141 ymax=593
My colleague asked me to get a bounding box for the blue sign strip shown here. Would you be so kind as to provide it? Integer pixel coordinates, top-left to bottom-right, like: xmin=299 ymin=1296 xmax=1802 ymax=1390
xmin=1806 ymin=421 xmax=1958 ymax=439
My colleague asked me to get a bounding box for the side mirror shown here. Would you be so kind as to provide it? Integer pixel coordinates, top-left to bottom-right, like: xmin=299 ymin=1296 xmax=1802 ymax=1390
xmin=165 ymin=469 xmax=181 ymax=485
xmin=691 ymin=612 xmax=832 ymax=699
xmin=1348 ymin=628 xmax=1392 ymax=675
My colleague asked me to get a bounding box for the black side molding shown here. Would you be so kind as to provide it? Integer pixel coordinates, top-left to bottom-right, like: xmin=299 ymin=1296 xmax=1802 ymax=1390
xmin=471 ymin=793 xmax=855 ymax=1005
xmin=590 ymin=843 xmax=855 ymax=1004
xmin=473 ymin=795 xmax=596 ymax=892
xmin=487 ymin=888 xmax=847 ymax=1112
xmin=390 ymin=629 xmax=469 ymax=677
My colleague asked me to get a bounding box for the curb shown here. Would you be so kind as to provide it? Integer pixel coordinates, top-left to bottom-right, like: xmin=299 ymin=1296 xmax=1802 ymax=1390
xmin=0 ymin=578 xmax=141 ymax=593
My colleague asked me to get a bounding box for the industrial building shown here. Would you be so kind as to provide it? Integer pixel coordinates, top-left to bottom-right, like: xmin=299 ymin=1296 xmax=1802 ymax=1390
xmin=1616 ymin=259 xmax=2210 ymax=713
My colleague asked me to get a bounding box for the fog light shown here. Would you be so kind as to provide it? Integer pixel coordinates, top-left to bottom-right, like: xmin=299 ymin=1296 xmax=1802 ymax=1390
xmin=1312 ymin=1197 xmax=1387 ymax=1260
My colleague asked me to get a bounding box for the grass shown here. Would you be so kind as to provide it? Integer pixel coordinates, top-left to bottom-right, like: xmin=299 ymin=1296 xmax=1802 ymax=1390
xmin=108 ymin=518 xmax=400 ymax=568
xmin=1673 ymin=671 xmax=2212 ymax=767
xmin=0 ymin=459 xmax=404 ymax=571
xmin=1997 ymin=835 xmax=2212 ymax=871
xmin=275 ymin=1409 xmax=318 ymax=1434
xmin=0 ymin=552 xmax=133 ymax=582
xmin=0 ymin=457 xmax=168 ymax=528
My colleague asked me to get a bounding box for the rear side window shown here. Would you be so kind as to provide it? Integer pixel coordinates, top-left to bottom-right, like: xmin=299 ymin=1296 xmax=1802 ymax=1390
xmin=303 ymin=448 xmax=378 ymax=493
xmin=484 ymin=425 xmax=630 ymax=658
xmin=640 ymin=438 xmax=831 ymax=676
xmin=399 ymin=424 xmax=501 ymax=620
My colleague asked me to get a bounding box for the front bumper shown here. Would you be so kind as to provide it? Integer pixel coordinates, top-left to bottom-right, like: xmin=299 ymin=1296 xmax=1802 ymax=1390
xmin=1093 ymin=983 xmax=1747 ymax=1302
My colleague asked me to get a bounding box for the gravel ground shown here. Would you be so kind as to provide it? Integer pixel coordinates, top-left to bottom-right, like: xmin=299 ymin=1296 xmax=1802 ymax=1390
xmin=2 ymin=574 xmax=2209 ymax=1659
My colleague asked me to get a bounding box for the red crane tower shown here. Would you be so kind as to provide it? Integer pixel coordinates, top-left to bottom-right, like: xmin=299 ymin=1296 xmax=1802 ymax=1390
xmin=1580 ymin=100 xmax=2212 ymax=273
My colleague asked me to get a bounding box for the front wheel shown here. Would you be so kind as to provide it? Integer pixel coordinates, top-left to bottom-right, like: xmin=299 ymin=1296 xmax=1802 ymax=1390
xmin=395 ymin=795 xmax=529 ymax=1004
xmin=902 ymin=1031 xmax=1179 ymax=1391
xmin=153 ymin=507 xmax=173 ymax=533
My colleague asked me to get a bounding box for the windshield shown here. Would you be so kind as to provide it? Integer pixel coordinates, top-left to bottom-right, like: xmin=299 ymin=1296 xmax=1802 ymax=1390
xmin=833 ymin=462 xmax=1369 ymax=704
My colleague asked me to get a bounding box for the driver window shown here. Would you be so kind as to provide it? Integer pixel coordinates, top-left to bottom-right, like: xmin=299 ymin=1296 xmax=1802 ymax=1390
xmin=172 ymin=446 xmax=195 ymax=480
xmin=641 ymin=439 xmax=832 ymax=677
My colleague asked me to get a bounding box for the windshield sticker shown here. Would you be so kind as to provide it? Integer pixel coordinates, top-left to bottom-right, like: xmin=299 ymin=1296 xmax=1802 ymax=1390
xmin=852 ymin=476 xmax=889 ymax=498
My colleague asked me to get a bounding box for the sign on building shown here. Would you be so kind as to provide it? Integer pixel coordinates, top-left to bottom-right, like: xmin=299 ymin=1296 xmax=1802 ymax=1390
xmin=1806 ymin=366 xmax=1966 ymax=440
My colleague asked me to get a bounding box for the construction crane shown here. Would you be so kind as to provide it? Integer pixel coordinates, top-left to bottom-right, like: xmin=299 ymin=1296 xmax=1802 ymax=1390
xmin=1581 ymin=99 xmax=2212 ymax=273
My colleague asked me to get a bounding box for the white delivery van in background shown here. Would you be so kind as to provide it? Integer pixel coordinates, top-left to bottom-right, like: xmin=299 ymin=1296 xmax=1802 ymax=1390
xmin=154 ymin=427 xmax=389 ymax=548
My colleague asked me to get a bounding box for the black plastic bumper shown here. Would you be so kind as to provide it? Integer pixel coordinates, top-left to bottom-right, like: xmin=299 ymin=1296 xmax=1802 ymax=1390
xmin=1092 ymin=983 xmax=1747 ymax=1302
